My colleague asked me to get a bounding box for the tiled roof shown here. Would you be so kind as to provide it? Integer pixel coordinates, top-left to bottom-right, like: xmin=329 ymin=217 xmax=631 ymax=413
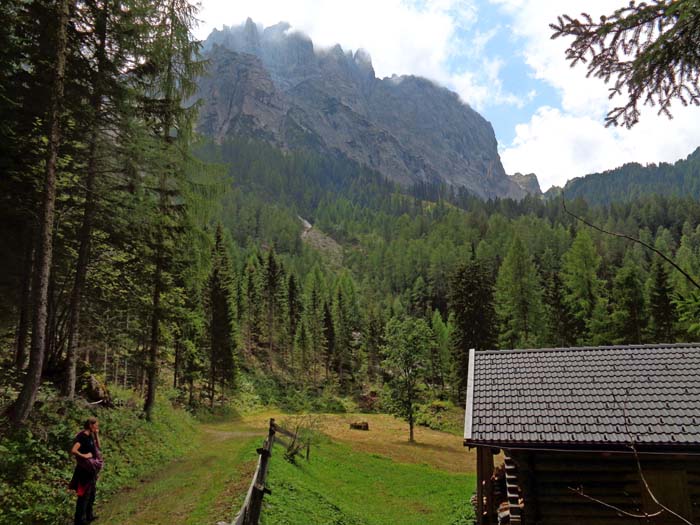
xmin=464 ymin=344 xmax=700 ymax=447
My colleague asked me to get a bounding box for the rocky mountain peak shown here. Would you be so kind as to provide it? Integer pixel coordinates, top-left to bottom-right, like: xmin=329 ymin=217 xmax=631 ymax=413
xmin=509 ymin=172 xmax=542 ymax=196
xmin=198 ymin=20 xmax=531 ymax=200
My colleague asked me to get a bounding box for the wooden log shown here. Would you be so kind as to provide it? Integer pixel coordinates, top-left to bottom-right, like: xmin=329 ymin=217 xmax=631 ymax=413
xmin=476 ymin=447 xmax=495 ymax=525
xmin=272 ymin=422 xmax=297 ymax=440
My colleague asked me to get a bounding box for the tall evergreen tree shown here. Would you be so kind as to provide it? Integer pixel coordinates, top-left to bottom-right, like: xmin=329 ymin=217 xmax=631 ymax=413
xmin=285 ymin=273 xmax=302 ymax=359
xmin=430 ymin=309 xmax=453 ymax=395
xmin=448 ymin=259 xmax=496 ymax=403
xmin=63 ymin=0 xmax=140 ymax=398
xmin=541 ymin=249 xmax=575 ymax=347
xmin=494 ymin=237 xmax=544 ymax=349
xmin=262 ymin=248 xmax=284 ymax=360
xmin=207 ymin=225 xmax=236 ymax=405
xmin=364 ymin=306 xmax=384 ymax=383
xmin=140 ymin=0 xmax=205 ymax=421
xmin=11 ymin=0 xmax=73 ymax=425
xmin=302 ymin=268 xmax=326 ymax=386
xmin=241 ymin=254 xmax=263 ymax=350
xmin=322 ymin=301 xmax=335 ymax=380
xmin=561 ymin=229 xmax=603 ymax=345
xmin=332 ymin=284 xmax=353 ymax=392
xmin=648 ymin=260 xmax=676 ymax=342
xmin=611 ymin=257 xmax=647 ymax=344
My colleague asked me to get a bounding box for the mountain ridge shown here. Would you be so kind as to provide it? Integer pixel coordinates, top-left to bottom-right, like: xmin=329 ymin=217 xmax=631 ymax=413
xmin=544 ymin=147 xmax=700 ymax=204
xmin=196 ymin=19 xmax=531 ymax=200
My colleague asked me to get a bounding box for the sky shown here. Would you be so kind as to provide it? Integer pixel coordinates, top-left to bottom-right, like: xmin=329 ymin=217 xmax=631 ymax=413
xmin=194 ymin=0 xmax=700 ymax=191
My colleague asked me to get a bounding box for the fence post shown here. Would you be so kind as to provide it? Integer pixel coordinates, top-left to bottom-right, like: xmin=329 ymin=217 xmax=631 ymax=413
xmin=244 ymin=419 xmax=276 ymax=525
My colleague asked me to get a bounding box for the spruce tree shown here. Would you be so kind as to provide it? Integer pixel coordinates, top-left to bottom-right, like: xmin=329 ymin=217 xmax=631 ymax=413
xmin=561 ymin=229 xmax=603 ymax=345
xmin=648 ymin=260 xmax=676 ymax=342
xmin=541 ymin=249 xmax=575 ymax=347
xmin=139 ymin=0 xmax=205 ymax=421
xmin=611 ymin=258 xmax=647 ymax=344
xmin=322 ymin=301 xmax=335 ymax=380
xmin=241 ymin=254 xmax=264 ymax=350
xmin=285 ymin=273 xmax=302 ymax=361
xmin=207 ymin=225 xmax=236 ymax=405
xmin=302 ymin=268 xmax=326 ymax=386
xmin=262 ymin=248 xmax=284 ymax=360
xmin=11 ymin=0 xmax=73 ymax=425
xmin=364 ymin=306 xmax=384 ymax=383
xmin=430 ymin=309 xmax=453 ymax=395
xmin=494 ymin=237 xmax=545 ymax=349
xmin=448 ymin=259 xmax=496 ymax=403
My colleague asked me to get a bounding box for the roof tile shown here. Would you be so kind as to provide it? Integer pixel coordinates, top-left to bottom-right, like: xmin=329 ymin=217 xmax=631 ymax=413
xmin=466 ymin=344 xmax=700 ymax=446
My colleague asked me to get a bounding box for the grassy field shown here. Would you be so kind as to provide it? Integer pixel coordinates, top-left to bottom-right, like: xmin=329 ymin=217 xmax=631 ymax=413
xmin=262 ymin=439 xmax=475 ymax=524
xmin=97 ymin=417 xmax=267 ymax=525
xmin=99 ymin=412 xmax=476 ymax=525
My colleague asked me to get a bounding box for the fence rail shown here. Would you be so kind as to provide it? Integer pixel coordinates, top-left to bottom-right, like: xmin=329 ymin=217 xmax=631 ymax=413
xmin=231 ymin=418 xmax=310 ymax=525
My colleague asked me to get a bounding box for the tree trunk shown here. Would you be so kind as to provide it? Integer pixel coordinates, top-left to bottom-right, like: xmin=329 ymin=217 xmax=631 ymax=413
xmin=209 ymin=362 xmax=215 ymax=408
xmin=63 ymin=5 xmax=106 ymax=399
xmin=14 ymin=236 xmax=35 ymax=369
xmin=173 ymin=338 xmax=180 ymax=389
xmin=140 ymin=362 xmax=146 ymax=396
xmin=144 ymin=252 xmax=162 ymax=421
xmin=268 ymin=305 xmax=274 ymax=363
xmin=11 ymin=0 xmax=71 ymax=425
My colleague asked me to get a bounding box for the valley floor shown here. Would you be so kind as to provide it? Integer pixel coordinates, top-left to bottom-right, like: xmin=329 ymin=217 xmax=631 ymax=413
xmin=98 ymin=413 xmax=475 ymax=525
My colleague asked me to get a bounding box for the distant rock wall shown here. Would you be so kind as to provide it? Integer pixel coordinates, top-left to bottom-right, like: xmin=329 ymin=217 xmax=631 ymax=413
xmin=197 ymin=19 xmax=530 ymax=200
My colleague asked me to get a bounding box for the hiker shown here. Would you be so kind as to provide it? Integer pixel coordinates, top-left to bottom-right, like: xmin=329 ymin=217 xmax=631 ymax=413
xmin=69 ymin=417 xmax=103 ymax=525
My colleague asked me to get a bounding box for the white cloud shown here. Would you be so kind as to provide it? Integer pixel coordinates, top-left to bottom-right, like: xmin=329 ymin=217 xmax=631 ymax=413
xmin=196 ymin=0 xmax=465 ymax=81
xmin=451 ymin=57 xmax=529 ymax=110
xmin=501 ymin=104 xmax=700 ymax=191
xmin=196 ymin=0 xmax=700 ymax=190
xmin=196 ymin=0 xmax=524 ymax=110
xmin=492 ymin=0 xmax=700 ymax=189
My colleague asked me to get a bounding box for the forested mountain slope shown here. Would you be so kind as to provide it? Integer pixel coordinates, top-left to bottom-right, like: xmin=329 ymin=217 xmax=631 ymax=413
xmin=548 ymin=147 xmax=700 ymax=205
xmin=196 ymin=19 xmax=528 ymax=200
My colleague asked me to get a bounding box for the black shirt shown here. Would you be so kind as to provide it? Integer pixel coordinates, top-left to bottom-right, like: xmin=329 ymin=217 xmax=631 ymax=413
xmin=72 ymin=431 xmax=98 ymax=486
xmin=74 ymin=431 xmax=96 ymax=457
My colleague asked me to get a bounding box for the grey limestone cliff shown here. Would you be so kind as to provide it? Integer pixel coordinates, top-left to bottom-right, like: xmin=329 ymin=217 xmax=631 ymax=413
xmin=197 ymin=19 xmax=528 ymax=200
xmin=509 ymin=172 xmax=542 ymax=197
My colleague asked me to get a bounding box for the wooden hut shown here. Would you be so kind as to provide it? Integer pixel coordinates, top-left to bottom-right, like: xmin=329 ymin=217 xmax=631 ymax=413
xmin=463 ymin=344 xmax=700 ymax=524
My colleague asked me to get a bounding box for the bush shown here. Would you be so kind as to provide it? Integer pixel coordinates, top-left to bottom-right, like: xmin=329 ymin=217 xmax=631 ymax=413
xmin=414 ymin=400 xmax=464 ymax=436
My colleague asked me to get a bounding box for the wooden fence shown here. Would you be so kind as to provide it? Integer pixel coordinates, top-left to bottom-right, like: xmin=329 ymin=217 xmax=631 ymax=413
xmin=231 ymin=418 xmax=310 ymax=525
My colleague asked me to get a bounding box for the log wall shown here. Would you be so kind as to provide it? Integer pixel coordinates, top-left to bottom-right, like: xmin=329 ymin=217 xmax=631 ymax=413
xmin=506 ymin=449 xmax=700 ymax=525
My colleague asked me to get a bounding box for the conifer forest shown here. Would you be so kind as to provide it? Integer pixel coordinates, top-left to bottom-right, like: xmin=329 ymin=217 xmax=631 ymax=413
xmin=1 ymin=0 xmax=700 ymax=523
xmin=3 ymin=0 xmax=700 ymax=425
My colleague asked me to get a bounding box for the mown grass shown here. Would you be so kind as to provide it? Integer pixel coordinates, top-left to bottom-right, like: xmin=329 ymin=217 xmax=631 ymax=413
xmin=97 ymin=411 xmax=476 ymax=525
xmin=315 ymin=413 xmax=474 ymax=474
xmin=261 ymin=438 xmax=475 ymax=525
xmin=98 ymin=417 xmax=267 ymax=525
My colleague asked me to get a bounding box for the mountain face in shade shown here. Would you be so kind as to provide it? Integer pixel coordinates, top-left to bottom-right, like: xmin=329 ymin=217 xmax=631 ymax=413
xmin=543 ymin=147 xmax=700 ymax=204
xmin=197 ymin=19 xmax=532 ymax=200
